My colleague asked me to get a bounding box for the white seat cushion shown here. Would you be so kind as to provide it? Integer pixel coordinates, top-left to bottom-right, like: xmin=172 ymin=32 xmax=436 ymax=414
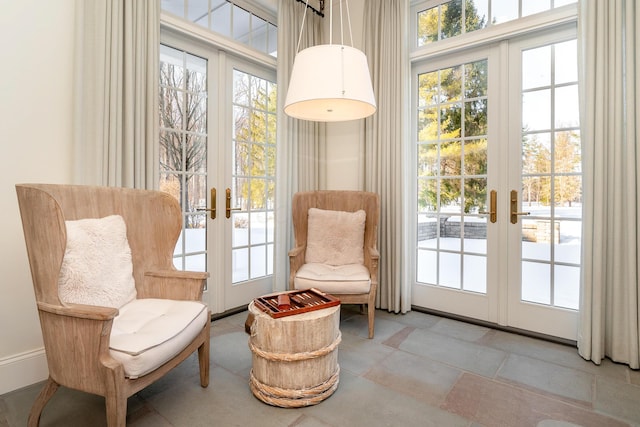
xmin=294 ymin=263 xmax=371 ymax=294
xmin=109 ymin=298 xmax=208 ymax=379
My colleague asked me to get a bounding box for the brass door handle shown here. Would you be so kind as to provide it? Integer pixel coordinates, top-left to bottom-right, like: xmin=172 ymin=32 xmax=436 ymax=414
xmin=226 ymin=188 xmax=241 ymax=219
xmin=510 ymin=190 xmax=530 ymax=224
xmin=196 ymin=188 xmax=216 ymax=219
xmin=478 ymin=190 xmax=497 ymax=223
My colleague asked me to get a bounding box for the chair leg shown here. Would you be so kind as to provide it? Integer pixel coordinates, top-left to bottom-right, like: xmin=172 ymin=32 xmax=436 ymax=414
xmin=27 ymin=377 xmax=59 ymax=427
xmin=198 ymin=341 xmax=210 ymax=388
xmin=105 ymin=394 xmax=127 ymax=427
xmin=367 ymin=303 xmax=375 ymax=339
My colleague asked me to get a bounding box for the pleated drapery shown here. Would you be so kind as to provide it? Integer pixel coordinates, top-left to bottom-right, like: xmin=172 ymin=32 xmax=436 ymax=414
xmin=73 ymin=0 xmax=159 ymax=188
xmin=362 ymin=0 xmax=411 ymax=313
xmin=578 ymin=0 xmax=640 ymax=368
xmin=275 ymin=0 xmax=326 ymax=289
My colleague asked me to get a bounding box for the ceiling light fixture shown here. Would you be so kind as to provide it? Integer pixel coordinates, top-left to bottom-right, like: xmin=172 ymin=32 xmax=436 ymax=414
xmin=283 ymin=0 xmax=376 ymax=122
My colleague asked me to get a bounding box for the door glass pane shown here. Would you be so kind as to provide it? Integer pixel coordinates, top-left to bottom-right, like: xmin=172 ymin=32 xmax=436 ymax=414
xmin=231 ymin=69 xmax=277 ymax=284
xmin=416 ymin=59 xmax=488 ymax=294
xmin=520 ymin=40 xmax=581 ymax=309
xmin=159 ymin=45 xmax=208 ymax=272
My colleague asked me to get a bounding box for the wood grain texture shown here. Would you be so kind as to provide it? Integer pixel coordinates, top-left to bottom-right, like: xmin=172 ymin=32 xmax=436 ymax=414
xmin=16 ymin=183 xmax=211 ymax=427
xmin=287 ymin=190 xmax=380 ymax=338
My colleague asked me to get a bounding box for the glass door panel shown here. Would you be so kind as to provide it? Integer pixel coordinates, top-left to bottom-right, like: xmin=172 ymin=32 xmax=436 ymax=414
xmin=507 ymin=28 xmax=581 ymax=339
xmin=413 ymin=48 xmax=495 ymax=321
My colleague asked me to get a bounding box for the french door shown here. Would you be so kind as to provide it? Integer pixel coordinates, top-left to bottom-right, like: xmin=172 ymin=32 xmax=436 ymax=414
xmin=159 ymin=35 xmax=276 ymax=314
xmin=411 ymin=24 xmax=581 ymax=340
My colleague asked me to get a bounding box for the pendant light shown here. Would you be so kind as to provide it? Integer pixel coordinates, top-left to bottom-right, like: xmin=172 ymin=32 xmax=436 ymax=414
xmin=284 ymin=0 xmax=376 ymax=122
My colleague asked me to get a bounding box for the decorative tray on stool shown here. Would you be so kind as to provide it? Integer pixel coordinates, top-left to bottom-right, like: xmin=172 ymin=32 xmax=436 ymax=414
xmin=253 ymin=288 xmax=340 ymax=318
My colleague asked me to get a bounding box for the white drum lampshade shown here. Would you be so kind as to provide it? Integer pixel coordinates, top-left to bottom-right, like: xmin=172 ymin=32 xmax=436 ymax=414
xmin=284 ymin=44 xmax=377 ymax=122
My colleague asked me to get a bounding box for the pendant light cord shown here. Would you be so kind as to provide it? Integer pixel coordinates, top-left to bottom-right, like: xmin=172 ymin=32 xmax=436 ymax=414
xmin=295 ymin=0 xmax=311 ymax=53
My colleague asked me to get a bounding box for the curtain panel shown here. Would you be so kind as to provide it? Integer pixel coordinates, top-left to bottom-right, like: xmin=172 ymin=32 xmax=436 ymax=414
xmin=275 ymin=0 xmax=326 ymax=289
xmin=74 ymin=0 xmax=159 ymax=189
xmin=578 ymin=0 xmax=640 ymax=368
xmin=362 ymin=0 xmax=411 ymax=313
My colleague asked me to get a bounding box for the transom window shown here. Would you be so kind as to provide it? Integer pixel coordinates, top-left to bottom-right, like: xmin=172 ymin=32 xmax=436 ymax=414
xmin=162 ymin=0 xmax=277 ymax=57
xmin=415 ymin=0 xmax=577 ymax=47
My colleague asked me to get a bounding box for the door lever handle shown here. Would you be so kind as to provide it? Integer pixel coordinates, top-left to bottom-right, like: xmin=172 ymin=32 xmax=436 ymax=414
xmin=196 ymin=188 xmax=216 ymax=219
xmin=478 ymin=190 xmax=497 ymax=223
xmin=510 ymin=190 xmax=530 ymax=224
xmin=226 ymin=188 xmax=241 ymax=219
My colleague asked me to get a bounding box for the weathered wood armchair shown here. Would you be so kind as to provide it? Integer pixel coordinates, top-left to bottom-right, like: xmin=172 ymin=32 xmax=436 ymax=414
xmin=15 ymin=184 xmax=211 ymax=427
xmin=288 ymin=190 xmax=380 ymax=338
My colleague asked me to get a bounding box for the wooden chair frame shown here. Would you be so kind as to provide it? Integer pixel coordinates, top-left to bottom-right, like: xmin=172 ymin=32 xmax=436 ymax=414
xmin=16 ymin=184 xmax=211 ymax=427
xmin=288 ymin=190 xmax=380 ymax=338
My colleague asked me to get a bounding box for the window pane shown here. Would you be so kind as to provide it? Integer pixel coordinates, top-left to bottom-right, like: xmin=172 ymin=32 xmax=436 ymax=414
xmin=492 ymin=0 xmax=518 ymax=24
xmin=464 ymin=60 xmax=487 ymax=98
xmin=522 ymin=133 xmax=551 ymax=174
xmin=463 ymin=254 xmax=486 ymax=292
xmin=466 ymin=0 xmax=489 ymax=32
xmin=463 ymin=139 xmax=487 ymax=175
xmin=441 ymin=0 xmax=463 ymax=40
xmin=522 ymin=261 xmax=550 ymax=304
xmin=418 ymin=143 xmax=439 ymax=176
xmin=522 ymin=0 xmax=550 ymax=17
xmin=523 ymin=45 xmax=551 ymax=90
xmin=465 ymin=99 xmax=487 ymax=136
xmin=417 ymin=6 xmax=439 ymax=46
xmin=251 ymin=15 xmax=268 ymax=53
xmin=211 ymin=1 xmax=232 ymax=37
xmin=267 ymin=23 xmax=277 ymax=56
xmin=187 ymin=0 xmax=209 ymax=28
xmin=555 ymin=40 xmax=578 ymax=84
xmin=523 ymin=89 xmax=551 ymax=131
xmin=554 ymin=85 xmax=579 ymax=128
xmin=233 ymin=5 xmax=251 ymax=43
xmin=441 ymin=66 xmax=463 ymax=102
xmin=554 ymin=265 xmax=579 ymax=309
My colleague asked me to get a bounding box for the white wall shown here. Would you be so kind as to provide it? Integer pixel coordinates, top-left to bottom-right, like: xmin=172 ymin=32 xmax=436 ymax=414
xmin=323 ymin=0 xmax=365 ymax=190
xmin=0 ymin=0 xmax=75 ymax=394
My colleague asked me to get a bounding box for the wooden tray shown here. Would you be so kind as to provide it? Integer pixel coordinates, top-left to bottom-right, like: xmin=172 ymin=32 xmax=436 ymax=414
xmin=253 ymin=288 xmax=340 ymax=318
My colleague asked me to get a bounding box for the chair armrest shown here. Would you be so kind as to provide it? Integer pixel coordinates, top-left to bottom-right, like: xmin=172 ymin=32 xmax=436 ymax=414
xmin=140 ymin=270 xmax=209 ymax=301
xmin=364 ymin=246 xmax=380 ymax=284
xmin=38 ymin=301 xmax=119 ymax=321
xmin=288 ymin=246 xmax=306 ymax=290
xmin=36 ymin=302 xmax=121 ymax=394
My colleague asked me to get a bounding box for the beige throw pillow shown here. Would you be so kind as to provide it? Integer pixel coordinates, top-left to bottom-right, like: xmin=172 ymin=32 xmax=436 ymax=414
xmin=305 ymin=208 xmax=366 ymax=266
xmin=58 ymin=215 xmax=137 ymax=308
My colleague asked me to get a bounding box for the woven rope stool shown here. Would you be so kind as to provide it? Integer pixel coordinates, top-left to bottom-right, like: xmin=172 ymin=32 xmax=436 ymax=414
xmin=247 ymin=300 xmax=341 ymax=408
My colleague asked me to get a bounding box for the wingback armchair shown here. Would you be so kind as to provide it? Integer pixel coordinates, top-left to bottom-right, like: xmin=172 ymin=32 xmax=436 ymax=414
xmin=15 ymin=184 xmax=211 ymax=427
xmin=288 ymin=190 xmax=380 ymax=338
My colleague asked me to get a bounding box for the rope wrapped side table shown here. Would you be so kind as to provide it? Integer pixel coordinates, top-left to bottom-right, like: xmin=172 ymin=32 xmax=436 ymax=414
xmin=247 ymin=301 xmax=341 ymax=408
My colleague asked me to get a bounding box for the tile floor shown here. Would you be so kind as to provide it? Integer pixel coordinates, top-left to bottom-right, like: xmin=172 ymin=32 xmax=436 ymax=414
xmin=1 ymin=307 xmax=639 ymax=427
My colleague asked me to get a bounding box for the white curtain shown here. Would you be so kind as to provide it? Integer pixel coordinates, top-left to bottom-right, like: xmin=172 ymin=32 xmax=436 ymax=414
xmin=74 ymin=0 xmax=159 ymax=188
xmin=578 ymin=0 xmax=640 ymax=368
xmin=275 ymin=0 xmax=325 ymax=289
xmin=362 ymin=0 xmax=410 ymax=313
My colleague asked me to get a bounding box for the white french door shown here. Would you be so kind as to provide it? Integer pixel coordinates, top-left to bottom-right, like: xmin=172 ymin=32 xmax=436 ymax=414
xmin=411 ymin=24 xmax=581 ymax=340
xmin=159 ymin=35 xmax=276 ymax=314
xmin=411 ymin=46 xmax=500 ymax=323
xmin=505 ymin=27 xmax=581 ymax=339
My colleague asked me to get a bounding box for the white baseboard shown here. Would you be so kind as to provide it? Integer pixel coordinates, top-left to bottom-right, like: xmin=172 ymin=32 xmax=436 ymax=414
xmin=0 ymin=348 xmax=48 ymax=395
